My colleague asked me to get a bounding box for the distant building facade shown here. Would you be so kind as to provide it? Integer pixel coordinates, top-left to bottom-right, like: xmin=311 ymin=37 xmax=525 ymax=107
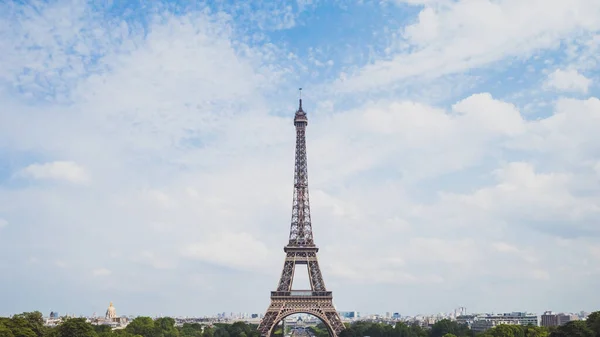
xmin=106 ymin=302 xmax=117 ymax=320
xmin=338 ymin=311 xmax=359 ymax=319
xmin=458 ymin=312 xmax=538 ymax=333
xmin=89 ymin=302 xmax=128 ymax=328
xmin=541 ymin=311 xmax=579 ymax=327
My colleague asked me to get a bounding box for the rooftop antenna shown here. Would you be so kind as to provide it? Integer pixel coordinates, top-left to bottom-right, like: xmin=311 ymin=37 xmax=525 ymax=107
xmin=298 ymin=88 xmax=303 ymax=111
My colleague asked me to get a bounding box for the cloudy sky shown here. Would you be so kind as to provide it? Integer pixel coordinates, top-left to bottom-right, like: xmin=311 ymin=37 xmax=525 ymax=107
xmin=1 ymin=0 xmax=600 ymax=318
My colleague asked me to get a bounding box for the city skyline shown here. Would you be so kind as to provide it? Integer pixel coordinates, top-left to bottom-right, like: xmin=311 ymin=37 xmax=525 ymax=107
xmin=1 ymin=0 xmax=600 ymax=317
xmin=11 ymin=306 xmax=593 ymax=320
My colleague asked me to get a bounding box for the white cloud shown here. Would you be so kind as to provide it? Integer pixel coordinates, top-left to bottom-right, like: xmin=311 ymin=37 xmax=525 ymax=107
xmin=403 ymin=237 xmax=481 ymax=266
xmin=180 ymin=232 xmax=272 ymax=271
xmin=141 ymin=189 xmax=178 ymax=209
xmin=594 ymin=162 xmax=600 ymax=176
xmin=452 ymin=93 xmax=526 ymax=136
xmin=545 ymin=69 xmax=592 ymax=93
xmin=309 ymin=92 xmax=525 ymax=184
xmin=491 ymin=242 xmax=539 ymax=264
xmin=327 ymin=261 xmax=421 ymax=285
xmin=590 ymin=246 xmax=600 ymax=260
xmin=131 ymin=251 xmax=177 ymax=270
xmin=92 ymin=268 xmax=112 ymax=277
xmin=509 ymin=97 xmax=600 ymax=161
xmin=529 ymin=269 xmax=550 ymax=281
xmin=337 ymin=0 xmax=600 ymax=92
xmin=441 ymin=162 xmax=599 ymax=231
xmin=18 ymin=161 xmax=90 ymax=184
xmin=492 ymin=242 xmax=520 ymax=254
xmin=54 ymin=260 xmax=68 ymax=268
xmin=0 ymin=219 xmax=7 ymax=229
xmin=306 ymin=93 xmax=600 ymax=294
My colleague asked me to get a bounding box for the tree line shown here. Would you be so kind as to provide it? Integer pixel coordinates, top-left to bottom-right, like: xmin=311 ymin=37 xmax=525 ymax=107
xmin=1 ymin=311 xmax=599 ymax=337
xmin=336 ymin=313 xmax=600 ymax=337
xmin=0 ymin=313 xmax=260 ymax=337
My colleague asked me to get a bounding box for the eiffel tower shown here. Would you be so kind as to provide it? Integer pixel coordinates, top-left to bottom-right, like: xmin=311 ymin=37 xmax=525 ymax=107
xmin=258 ymin=92 xmax=345 ymax=337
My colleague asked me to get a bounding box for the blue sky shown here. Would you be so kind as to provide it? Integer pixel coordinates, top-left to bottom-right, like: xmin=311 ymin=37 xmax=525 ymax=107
xmin=1 ymin=0 xmax=600 ymax=318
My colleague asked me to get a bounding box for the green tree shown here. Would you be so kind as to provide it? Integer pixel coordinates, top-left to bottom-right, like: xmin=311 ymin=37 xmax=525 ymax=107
xmin=213 ymin=328 xmax=229 ymax=337
xmin=585 ymin=311 xmax=600 ymax=335
xmin=393 ymin=322 xmax=411 ymax=337
xmin=93 ymin=326 xmax=111 ymax=333
xmin=339 ymin=327 xmax=356 ymax=337
xmin=523 ymin=326 xmax=549 ymax=337
xmin=113 ymin=329 xmax=142 ymax=337
xmin=549 ymin=321 xmax=594 ymax=337
xmin=341 ymin=321 xmax=428 ymax=337
xmin=485 ymin=324 xmax=525 ymax=337
xmin=227 ymin=322 xmax=252 ymax=337
xmin=154 ymin=318 xmax=178 ymax=337
xmin=56 ymin=318 xmax=97 ymax=337
xmin=3 ymin=318 xmax=36 ymax=337
xmin=430 ymin=319 xmax=468 ymax=337
xmin=0 ymin=324 xmax=15 ymax=337
xmin=180 ymin=323 xmax=203 ymax=337
xmin=364 ymin=323 xmax=386 ymax=337
xmin=408 ymin=323 xmax=428 ymax=337
xmin=201 ymin=327 xmax=213 ymax=337
xmin=12 ymin=312 xmax=45 ymax=337
xmin=92 ymin=325 xmax=112 ymax=335
xmin=443 ymin=334 xmax=458 ymax=337
xmin=11 ymin=328 xmax=36 ymax=337
xmin=125 ymin=317 xmax=155 ymax=337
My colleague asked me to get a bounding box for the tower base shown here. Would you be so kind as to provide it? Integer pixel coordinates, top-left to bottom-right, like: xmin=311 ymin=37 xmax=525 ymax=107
xmin=258 ymin=293 xmax=344 ymax=337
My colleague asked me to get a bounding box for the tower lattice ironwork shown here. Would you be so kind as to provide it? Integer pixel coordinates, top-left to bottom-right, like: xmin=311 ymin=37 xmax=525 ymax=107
xmin=258 ymin=93 xmax=345 ymax=337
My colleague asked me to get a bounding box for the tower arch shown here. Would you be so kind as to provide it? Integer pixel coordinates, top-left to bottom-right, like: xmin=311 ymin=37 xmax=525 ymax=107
xmin=267 ymin=311 xmax=335 ymax=337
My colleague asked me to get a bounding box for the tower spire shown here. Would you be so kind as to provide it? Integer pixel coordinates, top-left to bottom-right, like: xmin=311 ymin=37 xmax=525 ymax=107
xmin=290 ymin=89 xmax=311 ymax=246
xmin=297 ymin=88 xmax=304 ymax=115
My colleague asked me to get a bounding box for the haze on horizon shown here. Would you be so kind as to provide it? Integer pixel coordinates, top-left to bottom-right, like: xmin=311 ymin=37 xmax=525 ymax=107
xmin=1 ymin=0 xmax=599 ymax=317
